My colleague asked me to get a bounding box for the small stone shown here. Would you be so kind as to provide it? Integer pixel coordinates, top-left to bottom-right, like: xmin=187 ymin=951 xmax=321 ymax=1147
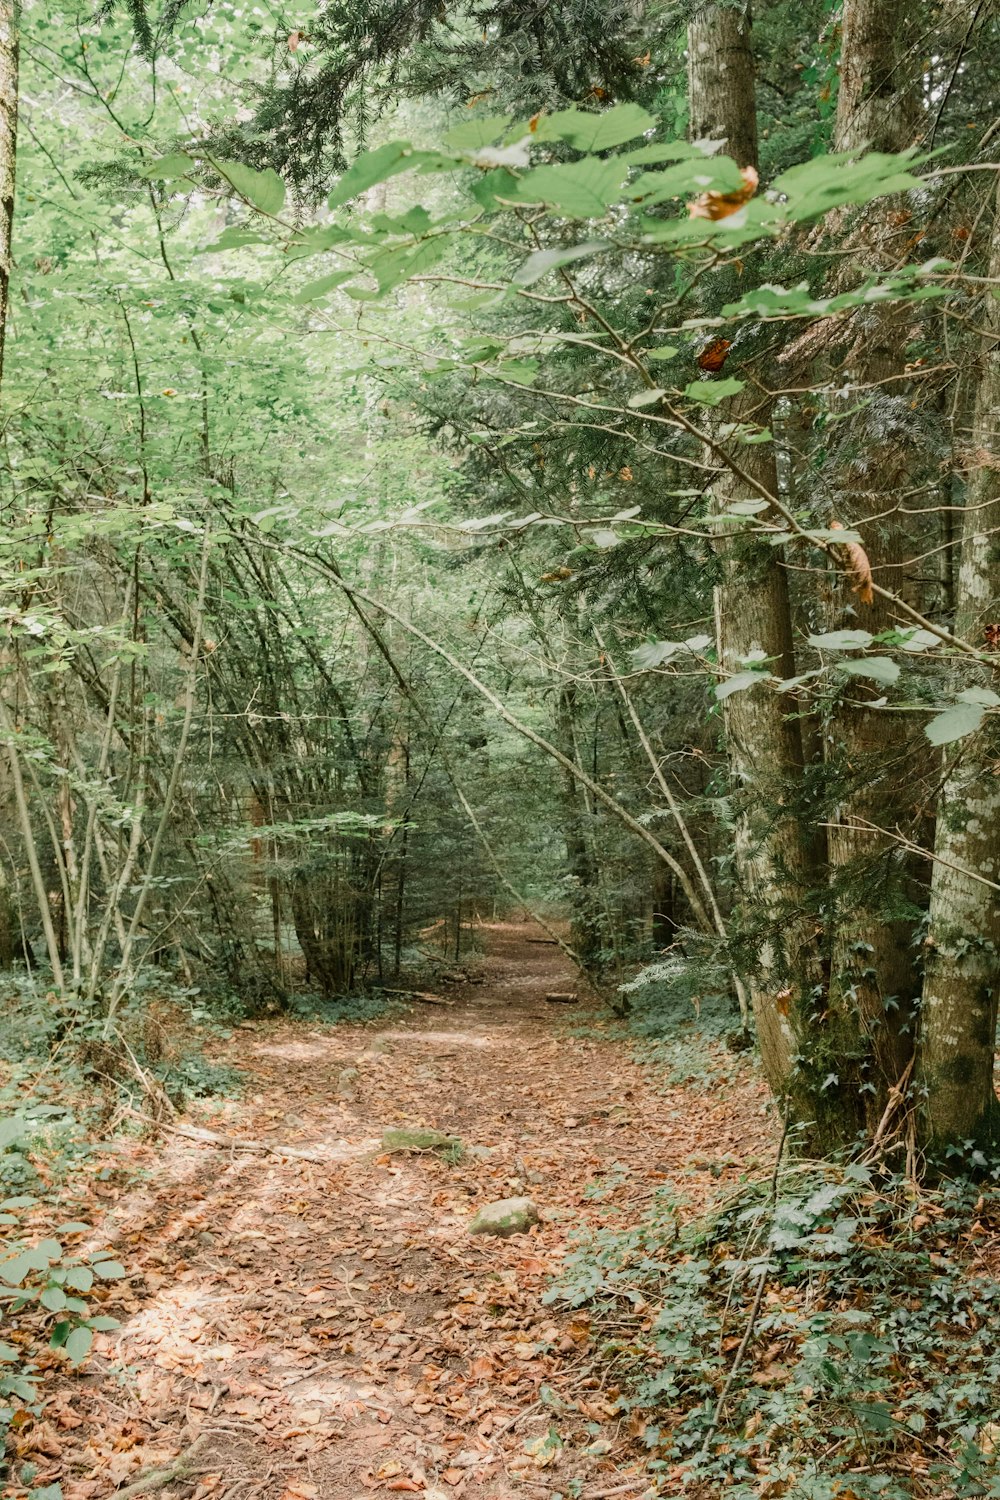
xmin=468 ymin=1196 xmax=540 ymax=1238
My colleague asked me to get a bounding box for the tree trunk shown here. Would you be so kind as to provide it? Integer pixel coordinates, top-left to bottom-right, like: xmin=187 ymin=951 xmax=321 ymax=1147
xmin=689 ymin=4 xmax=822 ymax=1108
xmin=821 ymin=0 xmax=924 ymax=1135
xmin=918 ymin=177 xmax=1000 ymax=1152
xmin=0 ymin=0 xmax=16 ymax=382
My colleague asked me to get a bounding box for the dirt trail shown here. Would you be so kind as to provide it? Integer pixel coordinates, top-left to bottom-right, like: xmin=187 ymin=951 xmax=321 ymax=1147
xmin=45 ymin=923 xmax=770 ymax=1500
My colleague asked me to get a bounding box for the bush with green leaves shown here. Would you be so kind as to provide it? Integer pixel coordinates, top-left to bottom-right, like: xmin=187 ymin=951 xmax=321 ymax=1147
xmin=545 ymin=1161 xmax=1000 ymax=1499
xmin=0 ymin=1119 xmax=122 ymax=1431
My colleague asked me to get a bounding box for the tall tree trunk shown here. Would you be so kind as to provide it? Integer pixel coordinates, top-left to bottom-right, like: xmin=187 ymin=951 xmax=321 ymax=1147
xmin=821 ymin=0 xmax=924 ymax=1134
xmin=918 ymin=177 xmax=1000 ymax=1152
xmin=0 ymin=0 xmax=16 ymax=382
xmin=689 ymin=4 xmax=822 ymax=1108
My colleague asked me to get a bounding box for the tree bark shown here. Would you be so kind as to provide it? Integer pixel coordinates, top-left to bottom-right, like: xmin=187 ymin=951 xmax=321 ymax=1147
xmin=689 ymin=4 xmax=822 ymax=1105
xmin=918 ymin=176 xmax=1000 ymax=1152
xmin=821 ymin=0 xmax=924 ymax=1135
xmin=687 ymin=3 xmax=757 ymax=169
xmin=0 ymin=0 xmax=16 ymax=383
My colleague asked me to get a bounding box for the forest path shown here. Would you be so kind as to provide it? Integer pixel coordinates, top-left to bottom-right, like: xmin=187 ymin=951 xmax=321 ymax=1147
xmin=50 ymin=923 xmax=769 ymax=1500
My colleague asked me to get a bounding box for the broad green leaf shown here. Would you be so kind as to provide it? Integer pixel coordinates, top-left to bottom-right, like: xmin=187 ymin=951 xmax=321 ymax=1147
xmin=837 ymin=657 xmax=900 ymax=687
xmin=808 ymin=630 xmax=874 ymax=650
xmin=625 ymin=157 xmax=744 ymax=205
xmin=925 ymin=702 xmax=986 ymax=746
xmin=542 ymin=103 xmax=656 ymax=152
xmin=628 ymin=388 xmax=665 ymax=408
xmin=957 ymin=687 xmax=1000 ymax=706
xmin=140 ymin=153 xmax=194 ymax=181
xmin=91 ymin=1259 xmax=126 ymax=1280
xmin=512 ymin=240 xmax=611 ymax=287
xmin=443 ymin=115 xmax=512 ymax=150
xmin=87 ymin=1316 xmax=121 ymax=1331
xmin=40 ymin=1286 xmax=67 ymax=1312
xmin=621 ymin=141 xmax=707 ymax=165
xmin=56 ymin=1222 xmax=91 ymax=1235
xmin=513 ymin=159 xmax=629 ymax=218
xmin=64 ymin=1265 xmax=94 ymax=1293
xmin=328 ymin=142 xmax=440 ymax=210
xmin=684 ymin=377 xmax=745 ymax=407
xmin=645 ymin=345 xmax=678 ymax=361
xmin=294 ymin=270 xmax=355 ymax=304
xmin=590 ymin=529 xmax=620 ymax=548
xmin=64 ymin=1326 xmax=93 ymax=1364
xmin=772 ymin=150 xmax=924 ymax=223
xmin=716 ymin=670 xmax=768 ymax=699
xmin=209 ymin=158 xmax=286 ymax=216
xmin=196 ymin=228 xmax=270 ymax=254
xmin=0 ymin=1117 xmax=25 ymax=1151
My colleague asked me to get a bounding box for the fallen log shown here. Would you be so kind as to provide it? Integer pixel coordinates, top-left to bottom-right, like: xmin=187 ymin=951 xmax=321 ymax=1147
xmin=544 ymin=991 xmax=578 ymax=1004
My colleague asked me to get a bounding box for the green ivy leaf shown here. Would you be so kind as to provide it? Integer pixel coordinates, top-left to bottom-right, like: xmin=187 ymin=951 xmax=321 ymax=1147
xmin=808 ymin=630 xmax=874 ymax=650
xmin=716 ymin=670 xmax=768 ymax=699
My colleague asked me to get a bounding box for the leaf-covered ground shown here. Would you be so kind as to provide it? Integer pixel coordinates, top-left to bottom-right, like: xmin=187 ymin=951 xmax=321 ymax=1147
xmin=26 ymin=925 xmax=770 ymax=1500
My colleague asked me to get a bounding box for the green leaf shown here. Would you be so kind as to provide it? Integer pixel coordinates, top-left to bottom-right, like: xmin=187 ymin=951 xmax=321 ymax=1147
xmin=328 ymin=142 xmax=439 ymax=210
xmin=624 ymin=156 xmax=744 ymax=205
xmin=87 ymin=1316 xmax=120 ymax=1331
xmin=925 ymin=702 xmax=986 ymax=746
xmin=56 ymin=1222 xmax=91 ymax=1236
xmin=808 ymin=630 xmax=874 ymax=651
xmin=772 ymin=150 xmax=925 ymax=223
xmin=64 ymin=1326 xmax=93 ymax=1365
xmin=140 ymin=153 xmax=194 ymax=181
xmin=684 ymin=377 xmax=745 ymax=407
xmin=196 ymin=228 xmax=270 ymax=255
xmin=542 ymin=103 xmax=657 ymax=152
xmin=628 ymin=388 xmax=665 ymax=408
xmin=645 ymin=345 xmax=678 ymax=361
xmin=91 ymin=1259 xmax=126 ymax=1280
xmin=716 ymin=671 xmax=768 ymax=699
xmin=293 ymin=270 xmax=354 ymax=304
xmin=0 ymin=1117 xmax=25 ymax=1151
xmin=209 ymin=158 xmax=286 ymax=216
xmin=513 ymin=159 xmax=628 ymax=218
xmin=64 ymin=1266 xmax=94 ymax=1293
xmin=443 ymin=115 xmax=512 ymax=150
xmin=512 ymin=240 xmax=611 ymax=287
xmin=837 ymin=657 xmax=900 ymax=687
xmin=40 ymin=1286 xmax=67 ymax=1312
xmin=957 ymin=687 xmax=1000 ymax=707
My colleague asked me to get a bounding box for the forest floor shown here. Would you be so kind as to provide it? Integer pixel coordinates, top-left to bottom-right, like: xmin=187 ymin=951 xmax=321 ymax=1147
xmin=28 ymin=922 xmax=772 ymax=1500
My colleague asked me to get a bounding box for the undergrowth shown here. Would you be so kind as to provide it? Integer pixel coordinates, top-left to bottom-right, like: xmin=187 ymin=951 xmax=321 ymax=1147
xmin=546 ymin=1161 xmax=1000 ymax=1499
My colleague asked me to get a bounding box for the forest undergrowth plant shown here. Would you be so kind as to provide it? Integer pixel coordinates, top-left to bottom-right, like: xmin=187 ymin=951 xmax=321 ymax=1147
xmin=546 ymin=1159 xmax=1000 ymax=1498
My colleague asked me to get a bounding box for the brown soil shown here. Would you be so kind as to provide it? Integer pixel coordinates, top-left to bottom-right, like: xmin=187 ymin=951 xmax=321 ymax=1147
xmin=35 ymin=922 xmax=771 ymax=1500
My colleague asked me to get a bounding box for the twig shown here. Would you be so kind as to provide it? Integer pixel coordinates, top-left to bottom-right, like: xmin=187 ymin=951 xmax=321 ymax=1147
xmin=124 ymin=1108 xmax=335 ymax=1163
xmin=111 ymin=1435 xmax=208 ymax=1499
xmin=581 ymin=1482 xmax=651 ymax=1499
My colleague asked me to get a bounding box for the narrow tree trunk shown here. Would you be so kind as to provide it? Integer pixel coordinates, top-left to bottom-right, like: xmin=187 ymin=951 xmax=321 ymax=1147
xmin=822 ymin=0 xmax=924 ymax=1134
xmin=918 ymin=177 xmax=1000 ymax=1152
xmin=0 ymin=0 xmax=16 ymax=384
xmin=689 ymin=4 xmax=822 ymax=1106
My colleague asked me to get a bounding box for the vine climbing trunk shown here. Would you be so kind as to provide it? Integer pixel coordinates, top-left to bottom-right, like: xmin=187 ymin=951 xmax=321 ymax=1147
xmin=918 ymin=175 xmax=1000 ymax=1153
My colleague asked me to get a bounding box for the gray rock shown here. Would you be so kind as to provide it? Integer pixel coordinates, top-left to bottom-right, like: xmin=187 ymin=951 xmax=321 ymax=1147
xmin=468 ymin=1196 xmax=540 ymax=1238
